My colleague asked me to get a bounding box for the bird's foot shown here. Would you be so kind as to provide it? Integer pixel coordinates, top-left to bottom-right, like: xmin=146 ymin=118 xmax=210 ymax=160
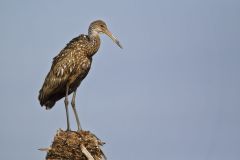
xmin=66 ymin=128 xmax=71 ymax=132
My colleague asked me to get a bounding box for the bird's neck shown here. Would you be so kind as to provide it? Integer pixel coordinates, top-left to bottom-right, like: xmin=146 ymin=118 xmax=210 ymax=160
xmin=88 ymin=28 xmax=98 ymax=37
xmin=87 ymin=31 xmax=101 ymax=57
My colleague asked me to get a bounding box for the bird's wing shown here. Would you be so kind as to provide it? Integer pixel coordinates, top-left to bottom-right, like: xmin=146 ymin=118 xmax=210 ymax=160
xmin=39 ymin=46 xmax=81 ymax=106
xmin=52 ymin=34 xmax=89 ymax=65
xmin=39 ymin=34 xmax=89 ymax=107
xmin=39 ymin=54 xmax=75 ymax=106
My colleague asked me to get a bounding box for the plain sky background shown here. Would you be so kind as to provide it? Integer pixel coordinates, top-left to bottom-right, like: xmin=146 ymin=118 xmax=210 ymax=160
xmin=0 ymin=0 xmax=240 ymax=159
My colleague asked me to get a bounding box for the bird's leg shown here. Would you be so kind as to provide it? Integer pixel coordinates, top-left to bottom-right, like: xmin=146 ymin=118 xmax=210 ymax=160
xmin=64 ymin=85 xmax=71 ymax=131
xmin=71 ymin=90 xmax=82 ymax=131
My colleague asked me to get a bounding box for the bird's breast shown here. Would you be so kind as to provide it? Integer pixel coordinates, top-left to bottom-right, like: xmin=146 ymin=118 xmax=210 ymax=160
xmin=67 ymin=56 xmax=92 ymax=91
xmin=79 ymin=57 xmax=92 ymax=71
xmin=72 ymin=55 xmax=92 ymax=78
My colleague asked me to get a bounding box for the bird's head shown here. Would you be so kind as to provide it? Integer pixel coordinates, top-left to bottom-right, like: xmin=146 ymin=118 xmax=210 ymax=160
xmin=89 ymin=20 xmax=123 ymax=49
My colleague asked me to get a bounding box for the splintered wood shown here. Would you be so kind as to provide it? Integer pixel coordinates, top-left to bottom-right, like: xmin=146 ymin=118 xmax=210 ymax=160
xmin=43 ymin=129 xmax=106 ymax=160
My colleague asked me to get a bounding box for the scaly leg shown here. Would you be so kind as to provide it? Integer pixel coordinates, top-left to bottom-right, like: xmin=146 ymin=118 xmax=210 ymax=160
xmin=71 ymin=90 xmax=82 ymax=131
xmin=64 ymin=85 xmax=71 ymax=131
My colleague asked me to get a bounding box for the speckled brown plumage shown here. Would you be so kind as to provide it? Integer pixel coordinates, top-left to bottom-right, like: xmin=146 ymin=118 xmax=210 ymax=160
xmin=39 ymin=34 xmax=99 ymax=108
xmin=38 ymin=20 xmax=122 ymax=131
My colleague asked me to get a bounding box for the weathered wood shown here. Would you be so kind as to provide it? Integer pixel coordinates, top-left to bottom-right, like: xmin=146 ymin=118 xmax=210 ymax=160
xmin=41 ymin=129 xmax=106 ymax=160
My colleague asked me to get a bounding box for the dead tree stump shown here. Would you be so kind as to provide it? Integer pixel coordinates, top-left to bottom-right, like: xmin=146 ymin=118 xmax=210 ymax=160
xmin=40 ymin=129 xmax=106 ymax=160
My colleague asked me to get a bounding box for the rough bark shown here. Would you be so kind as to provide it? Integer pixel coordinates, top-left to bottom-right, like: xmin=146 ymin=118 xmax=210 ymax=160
xmin=40 ymin=129 xmax=106 ymax=160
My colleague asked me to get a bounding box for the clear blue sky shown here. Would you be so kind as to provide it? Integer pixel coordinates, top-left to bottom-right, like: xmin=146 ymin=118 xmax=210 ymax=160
xmin=0 ymin=0 xmax=240 ymax=159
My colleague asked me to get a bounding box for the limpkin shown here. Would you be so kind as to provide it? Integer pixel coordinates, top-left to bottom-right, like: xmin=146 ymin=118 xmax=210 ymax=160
xmin=38 ymin=20 xmax=122 ymax=131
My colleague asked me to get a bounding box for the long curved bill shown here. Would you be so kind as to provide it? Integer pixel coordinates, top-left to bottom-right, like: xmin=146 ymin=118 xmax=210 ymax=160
xmin=104 ymin=30 xmax=123 ymax=49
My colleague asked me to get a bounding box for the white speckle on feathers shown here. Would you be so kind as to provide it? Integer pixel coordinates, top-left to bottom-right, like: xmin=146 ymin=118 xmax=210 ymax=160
xmin=60 ymin=68 xmax=64 ymax=76
xmin=56 ymin=67 xmax=64 ymax=77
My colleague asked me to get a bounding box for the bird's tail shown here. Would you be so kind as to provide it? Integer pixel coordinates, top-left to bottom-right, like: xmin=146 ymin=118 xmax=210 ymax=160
xmin=38 ymin=89 xmax=56 ymax=110
xmin=44 ymin=100 xmax=56 ymax=110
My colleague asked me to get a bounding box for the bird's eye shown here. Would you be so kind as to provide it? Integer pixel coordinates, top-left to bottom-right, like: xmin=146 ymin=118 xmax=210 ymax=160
xmin=100 ymin=25 xmax=104 ymax=28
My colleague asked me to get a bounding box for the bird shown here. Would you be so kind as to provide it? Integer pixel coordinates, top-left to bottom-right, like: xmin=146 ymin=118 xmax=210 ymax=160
xmin=38 ymin=20 xmax=122 ymax=131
